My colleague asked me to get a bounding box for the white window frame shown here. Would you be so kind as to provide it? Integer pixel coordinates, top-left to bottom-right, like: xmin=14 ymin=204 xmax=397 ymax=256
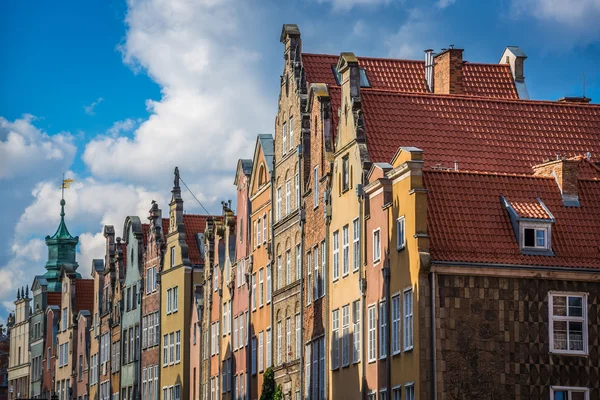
xmin=282 ymin=122 xmax=287 ymax=155
xmin=403 ymin=288 xmax=413 ymax=351
xmin=521 ymin=223 xmax=550 ymax=250
xmin=392 ymin=385 xmax=401 ymax=400
xmin=313 ymin=247 xmax=319 ymax=300
xmin=342 ymin=305 xmax=350 ymax=367
xmin=263 ymin=214 xmax=267 ymax=243
xmin=307 ymin=250 xmax=312 ymax=306
xmin=352 ymin=300 xmax=360 ymax=363
xmin=396 ymin=216 xmax=406 ymax=251
xmin=321 ymin=240 xmax=326 ymax=298
xmin=286 ymin=317 xmax=292 ymax=362
xmin=266 ymin=263 xmax=272 ymax=304
xmin=286 ymin=250 xmax=292 ymax=285
xmin=257 ymin=218 xmax=261 ymax=246
xmin=342 ymin=224 xmax=349 ymax=277
xmin=405 ymin=383 xmax=415 ymax=400
xmin=373 ymin=228 xmax=381 ymax=264
xmin=379 ymin=300 xmax=387 ymax=359
xmin=258 ymin=331 xmax=264 ymax=372
xmin=392 ymin=294 xmax=401 ymax=355
xmin=368 ymin=305 xmax=376 ymax=362
xmin=331 ymin=309 xmax=339 ymax=369
xmin=550 ymin=386 xmax=589 ymax=400
xmin=276 ymin=187 xmax=282 ymax=221
xmin=259 ymin=269 xmax=264 ymax=308
xmin=286 ymin=180 xmax=291 ymax=216
xmin=296 ymin=244 xmax=301 ymax=281
xmin=266 ymin=327 xmax=272 ymax=367
xmin=332 ymin=230 xmax=339 ymax=281
xmin=313 ymin=166 xmax=319 ymax=208
xmin=353 ymin=218 xmax=360 ymax=272
xmin=289 ymin=117 xmax=294 ymax=150
xmin=549 ymin=292 xmax=588 ymax=355
xmin=295 ymin=173 xmax=300 ymax=210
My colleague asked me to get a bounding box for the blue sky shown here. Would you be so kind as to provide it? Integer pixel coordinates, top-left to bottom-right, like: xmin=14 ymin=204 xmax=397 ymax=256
xmin=1 ymin=0 xmax=599 ymax=322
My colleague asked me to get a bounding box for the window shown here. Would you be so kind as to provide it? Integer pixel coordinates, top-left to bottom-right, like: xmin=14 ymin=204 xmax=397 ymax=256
xmin=295 ymin=173 xmax=299 ymax=209
xmin=307 ymin=250 xmax=312 ymax=306
xmin=277 ymin=255 xmax=282 ymax=290
xmin=405 ymin=384 xmax=415 ymax=400
xmin=173 ymin=286 xmax=178 ymax=312
xmin=142 ymin=316 xmax=147 ymax=349
xmin=240 ymin=313 xmax=245 ymax=348
xmin=132 ymin=284 xmax=137 ymax=309
xmin=342 ymin=305 xmax=350 ymax=366
xmin=550 ymin=293 xmax=587 ymax=354
xmin=214 ymin=267 xmax=218 ymax=292
xmin=333 ymin=231 xmax=339 ymax=281
xmin=169 ymin=332 xmax=175 ymax=364
xmin=331 ymin=309 xmax=339 ymax=369
xmin=286 ymin=250 xmax=292 ymax=285
xmin=397 ymin=217 xmax=406 ymax=250
xmin=342 ymin=225 xmax=349 ymax=276
xmin=163 ymin=335 xmax=168 ymax=366
xmin=373 ymin=229 xmax=381 ymax=263
xmin=379 ymin=301 xmax=387 ymax=358
xmin=296 ymin=244 xmax=301 ymax=281
xmin=263 ymin=215 xmax=267 ymax=243
xmin=295 ymin=313 xmax=301 ymax=360
xmin=305 ymin=343 xmax=311 ymax=398
xmin=259 ymin=269 xmax=264 ymax=307
xmin=286 ymin=180 xmax=291 ymax=215
xmin=404 ymin=289 xmax=413 ymax=350
xmin=353 ymin=218 xmax=360 ymax=272
xmin=286 ymin=317 xmax=291 ymax=361
xmin=522 ymin=226 xmax=549 ymax=249
xmin=320 ymin=240 xmax=326 ymax=298
xmin=175 ymin=331 xmax=180 ymax=362
xmin=167 ymin=288 xmax=172 ymax=314
xmin=342 ymin=155 xmax=349 ymax=192
xmin=276 ymin=187 xmax=282 ymax=221
xmin=392 ymin=295 xmax=401 ymax=354
xmin=266 ymin=328 xmax=272 ymax=367
xmin=266 ymin=264 xmax=272 ymax=304
xmin=313 ymin=167 xmax=319 ymax=208
xmin=368 ymin=305 xmax=376 ymax=362
xmin=392 ymin=386 xmax=401 ymax=400
xmin=277 ymin=321 xmax=282 ymax=365
xmin=170 ymin=246 xmax=175 ymax=268
xmin=313 ymin=247 xmax=319 ymax=300
xmin=257 ymin=218 xmax=261 ymax=246
xmin=62 ymin=308 xmax=67 ymax=331
xmin=380 ymin=390 xmax=388 ymax=400
xmin=353 ymin=300 xmax=360 ymax=363
xmin=252 ymin=273 xmax=256 ymax=311
xmin=551 ymin=387 xmax=589 ymax=400
xmin=289 ymin=117 xmax=294 ymax=150
xmin=282 ymin=122 xmax=287 ymax=155
xmin=233 ymin=317 xmax=238 ymax=350
xmin=252 ymin=336 xmax=256 ymax=375
xmin=258 ymin=332 xmax=264 ymax=372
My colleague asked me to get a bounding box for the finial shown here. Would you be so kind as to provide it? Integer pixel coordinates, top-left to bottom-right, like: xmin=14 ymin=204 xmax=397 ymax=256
xmin=25 ymin=285 xmax=29 ymax=298
xmin=174 ymin=166 xmax=180 ymax=188
xmin=17 ymin=288 xmax=20 ymax=300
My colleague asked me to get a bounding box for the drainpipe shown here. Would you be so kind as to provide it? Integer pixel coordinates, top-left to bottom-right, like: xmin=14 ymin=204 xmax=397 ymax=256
xmin=358 ymin=184 xmax=366 ymax=400
xmin=298 ymin=146 xmax=305 ymax=399
xmin=430 ymin=271 xmax=437 ymax=400
xmin=245 ymin=262 xmax=252 ymax=400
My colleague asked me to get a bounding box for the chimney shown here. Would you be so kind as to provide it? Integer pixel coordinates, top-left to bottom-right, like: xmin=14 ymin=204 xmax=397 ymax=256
xmin=558 ymin=96 xmax=592 ymax=104
xmin=433 ymin=47 xmax=464 ymax=95
xmin=280 ymin=24 xmax=301 ymax=65
xmin=336 ymin=52 xmax=360 ymax=99
xmin=533 ymin=157 xmax=580 ymax=207
xmin=424 ymin=49 xmax=434 ymax=92
xmin=500 ymin=46 xmax=529 ymax=99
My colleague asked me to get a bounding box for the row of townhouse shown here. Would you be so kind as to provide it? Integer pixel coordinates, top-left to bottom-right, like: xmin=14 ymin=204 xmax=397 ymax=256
xmin=6 ymin=23 xmax=600 ymax=400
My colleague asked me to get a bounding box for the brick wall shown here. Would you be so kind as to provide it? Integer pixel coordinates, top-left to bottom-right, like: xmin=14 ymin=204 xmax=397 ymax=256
xmin=433 ymin=49 xmax=464 ymax=95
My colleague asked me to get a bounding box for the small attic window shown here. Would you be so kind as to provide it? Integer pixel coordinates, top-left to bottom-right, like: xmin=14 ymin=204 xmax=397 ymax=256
xmin=523 ymin=227 xmax=547 ymax=249
xmin=331 ymin=66 xmax=371 ymax=87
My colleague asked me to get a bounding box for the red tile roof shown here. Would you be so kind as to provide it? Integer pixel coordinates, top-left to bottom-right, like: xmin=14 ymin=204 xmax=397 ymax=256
xmin=75 ymin=279 xmax=95 ymax=313
xmin=183 ymin=214 xmax=210 ymax=265
xmin=360 ymin=90 xmax=600 ymax=173
xmin=425 ymin=170 xmax=600 ymax=269
xmin=508 ymin=199 xmax=551 ymax=219
xmin=47 ymin=292 xmax=62 ymax=307
xmin=302 ymin=54 xmax=518 ymax=98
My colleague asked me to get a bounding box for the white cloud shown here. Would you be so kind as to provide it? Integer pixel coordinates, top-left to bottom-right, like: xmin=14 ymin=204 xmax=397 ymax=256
xmin=84 ymin=97 xmax=104 ymax=116
xmin=318 ymin=0 xmax=392 ymax=12
xmin=82 ymin=0 xmax=271 ymax=203
xmin=0 ymin=115 xmax=76 ymax=180
xmin=386 ymin=9 xmax=433 ymax=59
xmin=436 ymin=0 xmax=455 ymax=8
xmin=107 ymin=118 xmax=138 ymax=137
xmin=511 ymin=0 xmax=600 ymax=45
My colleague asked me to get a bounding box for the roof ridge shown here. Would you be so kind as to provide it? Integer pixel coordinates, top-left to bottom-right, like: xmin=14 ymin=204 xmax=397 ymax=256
xmin=424 ymin=169 xmax=556 ymax=179
xmin=302 ymin=52 xmax=424 ymax=64
xmin=361 ymin=88 xmax=600 ymax=108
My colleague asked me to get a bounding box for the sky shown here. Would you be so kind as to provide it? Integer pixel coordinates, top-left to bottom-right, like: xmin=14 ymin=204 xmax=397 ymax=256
xmin=1 ymin=0 xmax=599 ymax=323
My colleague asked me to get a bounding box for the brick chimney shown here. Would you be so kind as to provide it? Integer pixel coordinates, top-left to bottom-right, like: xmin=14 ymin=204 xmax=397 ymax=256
xmin=533 ymin=157 xmax=580 ymax=206
xmin=433 ymin=48 xmax=464 ymax=95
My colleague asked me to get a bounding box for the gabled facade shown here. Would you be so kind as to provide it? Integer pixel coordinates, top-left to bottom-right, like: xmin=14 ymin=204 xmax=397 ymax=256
xmin=88 ymin=258 xmax=104 ymax=400
xmin=75 ymin=311 xmax=91 ymax=400
xmin=42 ymin=306 xmax=59 ymax=399
xmin=140 ymin=202 xmax=166 ymax=400
xmin=30 ymin=277 xmax=49 ymax=399
xmin=7 ymin=287 xmax=31 ymax=400
xmin=120 ymin=216 xmax=144 ymax=398
xmin=161 ymin=168 xmax=211 ymax=400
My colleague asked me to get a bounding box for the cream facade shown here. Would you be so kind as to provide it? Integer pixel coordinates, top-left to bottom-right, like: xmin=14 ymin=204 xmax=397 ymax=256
xmin=8 ymin=289 xmax=31 ymax=400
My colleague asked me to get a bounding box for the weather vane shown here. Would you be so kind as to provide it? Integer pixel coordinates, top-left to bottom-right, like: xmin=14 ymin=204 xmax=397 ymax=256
xmin=60 ymin=173 xmax=74 ymax=200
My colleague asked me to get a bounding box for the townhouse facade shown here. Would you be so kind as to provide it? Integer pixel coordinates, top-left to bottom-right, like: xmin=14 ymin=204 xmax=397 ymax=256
xmin=75 ymin=311 xmax=91 ymax=400
xmin=7 ymin=288 xmax=31 ymax=400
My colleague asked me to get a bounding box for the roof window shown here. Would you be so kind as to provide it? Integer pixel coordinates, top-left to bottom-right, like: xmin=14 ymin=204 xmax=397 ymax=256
xmin=501 ymin=196 xmax=555 ymax=256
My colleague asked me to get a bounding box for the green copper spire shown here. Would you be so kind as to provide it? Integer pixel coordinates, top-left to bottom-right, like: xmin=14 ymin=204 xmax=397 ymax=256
xmin=44 ymin=198 xmax=79 ymax=291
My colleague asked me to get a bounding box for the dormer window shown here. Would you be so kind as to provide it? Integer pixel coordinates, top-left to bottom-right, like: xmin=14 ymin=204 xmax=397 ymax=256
xmin=501 ymin=196 xmax=555 ymax=256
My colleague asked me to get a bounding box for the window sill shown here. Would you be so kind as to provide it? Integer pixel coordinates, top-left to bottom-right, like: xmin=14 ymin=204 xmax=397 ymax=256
xmin=373 ymin=259 xmax=381 ymax=265
xmin=404 ymin=346 xmax=413 ymax=352
xmin=397 ymin=245 xmax=405 ymax=252
xmin=392 ymin=350 xmax=401 ymax=357
xmin=368 ymin=358 xmax=376 ymax=364
xmin=550 ymin=350 xmax=588 ymax=356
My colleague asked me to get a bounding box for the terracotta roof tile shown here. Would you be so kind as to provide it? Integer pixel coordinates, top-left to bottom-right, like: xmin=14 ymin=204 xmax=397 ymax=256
xmin=183 ymin=214 xmax=211 ymax=265
xmin=425 ymin=170 xmax=600 ymax=269
xmin=508 ymin=199 xmax=551 ymax=219
xmin=75 ymin=279 xmax=95 ymax=313
xmin=360 ymin=90 xmax=600 ymax=173
xmin=47 ymin=292 xmax=62 ymax=307
xmin=302 ymin=54 xmax=518 ymax=98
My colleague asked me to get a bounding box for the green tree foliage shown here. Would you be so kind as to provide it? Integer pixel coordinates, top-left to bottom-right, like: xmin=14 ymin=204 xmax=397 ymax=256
xmin=260 ymin=367 xmax=276 ymax=400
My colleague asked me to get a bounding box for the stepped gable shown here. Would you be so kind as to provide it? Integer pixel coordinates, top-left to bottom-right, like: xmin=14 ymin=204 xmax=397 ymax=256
xmin=360 ymin=91 xmax=600 ymax=173
xmin=424 ymin=170 xmax=600 ymax=269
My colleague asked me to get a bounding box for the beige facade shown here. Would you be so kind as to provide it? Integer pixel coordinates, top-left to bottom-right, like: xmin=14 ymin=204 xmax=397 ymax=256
xmin=272 ymin=25 xmax=304 ymax=399
xmin=8 ymin=290 xmax=31 ymax=400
